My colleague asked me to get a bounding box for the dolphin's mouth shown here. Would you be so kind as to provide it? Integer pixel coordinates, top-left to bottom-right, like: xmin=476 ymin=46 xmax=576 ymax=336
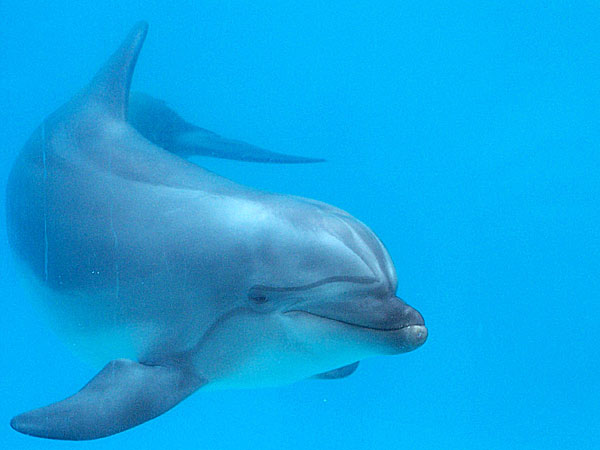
xmin=284 ymin=307 xmax=428 ymax=352
xmin=282 ymin=295 xmax=426 ymax=333
xmin=284 ymin=310 xmax=425 ymax=332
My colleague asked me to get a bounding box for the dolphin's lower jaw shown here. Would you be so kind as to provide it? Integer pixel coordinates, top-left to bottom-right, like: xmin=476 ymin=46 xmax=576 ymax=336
xmin=283 ymin=309 xmax=428 ymax=355
xmin=282 ymin=295 xmax=427 ymax=354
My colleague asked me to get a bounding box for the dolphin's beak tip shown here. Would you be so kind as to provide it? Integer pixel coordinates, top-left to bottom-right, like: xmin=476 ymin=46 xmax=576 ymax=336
xmin=412 ymin=324 xmax=428 ymax=347
xmin=397 ymin=323 xmax=428 ymax=352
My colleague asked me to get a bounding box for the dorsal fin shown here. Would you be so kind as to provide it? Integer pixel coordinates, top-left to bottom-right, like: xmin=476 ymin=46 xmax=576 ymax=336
xmin=85 ymin=21 xmax=148 ymax=120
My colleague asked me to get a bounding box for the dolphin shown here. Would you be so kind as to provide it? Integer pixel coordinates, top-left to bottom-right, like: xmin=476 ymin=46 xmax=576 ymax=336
xmin=6 ymin=22 xmax=427 ymax=440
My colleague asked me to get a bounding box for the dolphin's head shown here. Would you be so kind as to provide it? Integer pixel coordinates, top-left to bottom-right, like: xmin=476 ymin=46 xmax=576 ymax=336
xmin=252 ymin=198 xmax=427 ymax=354
xmin=204 ymin=196 xmax=428 ymax=385
xmin=248 ymin=277 xmax=428 ymax=357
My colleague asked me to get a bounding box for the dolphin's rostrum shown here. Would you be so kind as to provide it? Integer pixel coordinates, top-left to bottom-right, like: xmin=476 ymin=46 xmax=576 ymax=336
xmin=6 ymin=22 xmax=427 ymax=440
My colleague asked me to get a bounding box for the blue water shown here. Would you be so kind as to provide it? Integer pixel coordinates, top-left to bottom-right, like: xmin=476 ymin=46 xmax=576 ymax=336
xmin=1 ymin=1 xmax=598 ymax=449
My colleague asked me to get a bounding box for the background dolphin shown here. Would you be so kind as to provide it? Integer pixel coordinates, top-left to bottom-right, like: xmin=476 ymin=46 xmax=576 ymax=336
xmin=128 ymin=92 xmax=325 ymax=163
xmin=6 ymin=22 xmax=427 ymax=440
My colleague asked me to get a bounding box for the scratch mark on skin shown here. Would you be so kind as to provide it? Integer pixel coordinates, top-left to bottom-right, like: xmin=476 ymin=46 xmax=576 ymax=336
xmin=108 ymin=126 xmax=120 ymax=386
xmin=42 ymin=121 xmax=48 ymax=283
xmin=109 ymin=200 xmax=120 ymax=301
xmin=109 ymin=147 xmax=120 ymax=301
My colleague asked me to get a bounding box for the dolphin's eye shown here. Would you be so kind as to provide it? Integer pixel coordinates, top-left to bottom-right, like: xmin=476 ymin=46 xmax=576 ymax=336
xmin=251 ymin=294 xmax=268 ymax=304
xmin=248 ymin=286 xmax=269 ymax=304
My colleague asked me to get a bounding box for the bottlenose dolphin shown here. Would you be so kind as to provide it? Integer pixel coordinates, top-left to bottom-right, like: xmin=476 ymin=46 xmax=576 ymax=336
xmin=6 ymin=22 xmax=427 ymax=440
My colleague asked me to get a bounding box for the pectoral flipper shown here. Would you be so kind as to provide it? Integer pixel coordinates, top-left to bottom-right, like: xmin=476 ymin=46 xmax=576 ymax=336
xmin=11 ymin=359 xmax=206 ymax=440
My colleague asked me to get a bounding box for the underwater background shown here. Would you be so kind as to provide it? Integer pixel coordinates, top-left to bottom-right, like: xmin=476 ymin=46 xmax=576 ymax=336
xmin=1 ymin=1 xmax=598 ymax=449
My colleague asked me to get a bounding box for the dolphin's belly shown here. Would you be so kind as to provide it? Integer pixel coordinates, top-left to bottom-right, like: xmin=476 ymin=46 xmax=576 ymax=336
xmin=15 ymin=261 xmax=212 ymax=368
xmin=18 ymin=270 xmax=139 ymax=366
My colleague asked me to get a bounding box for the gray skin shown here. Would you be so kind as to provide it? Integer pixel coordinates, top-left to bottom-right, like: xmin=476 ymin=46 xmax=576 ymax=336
xmin=6 ymin=22 xmax=427 ymax=441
